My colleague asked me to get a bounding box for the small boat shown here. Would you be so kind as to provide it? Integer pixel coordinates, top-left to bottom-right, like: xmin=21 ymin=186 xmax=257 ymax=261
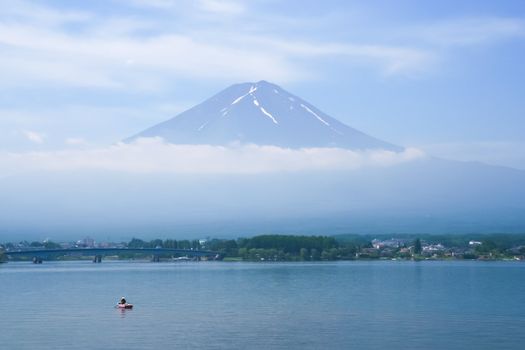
xmin=117 ymin=304 xmax=133 ymax=309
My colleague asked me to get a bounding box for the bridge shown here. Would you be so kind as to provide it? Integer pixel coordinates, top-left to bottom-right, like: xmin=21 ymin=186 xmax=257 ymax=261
xmin=3 ymin=247 xmax=220 ymax=263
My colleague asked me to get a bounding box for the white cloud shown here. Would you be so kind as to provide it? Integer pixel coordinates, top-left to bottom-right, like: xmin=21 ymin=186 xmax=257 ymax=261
xmin=0 ymin=138 xmax=425 ymax=176
xmin=0 ymin=105 xmax=159 ymax=148
xmin=0 ymin=0 xmax=93 ymax=25
xmin=259 ymin=39 xmax=434 ymax=75
xmin=1 ymin=3 xmax=523 ymax=92
xmin=126 ymin=0 xmax=179 ymax=9
xmin=65 ymin=137 xmax=88 ymax=146
xmin=0 ymin=23 xmax=300 ymax=88
xmin=198 ymin=0 xmax=245 ymax=15
xmin=127 ymin=0 xmax=245 ymax=15
xmin=0 ymin=1 xmax=444 ymax=91
xmin=417 ymin=17 xmax=525 ymax=46
xmin=21 ymin=130 xmax=46 ymax=144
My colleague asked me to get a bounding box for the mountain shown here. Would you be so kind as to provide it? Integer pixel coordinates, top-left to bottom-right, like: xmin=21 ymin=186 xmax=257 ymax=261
xmin=127 ymin=80 xmax=402 ymax=151
xmin=1 ymin=81 xmax=524 ymax=240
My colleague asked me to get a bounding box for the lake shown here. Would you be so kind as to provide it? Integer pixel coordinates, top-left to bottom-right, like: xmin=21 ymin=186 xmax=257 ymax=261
xmin=1 ymin=260 xmax=524 ymax=349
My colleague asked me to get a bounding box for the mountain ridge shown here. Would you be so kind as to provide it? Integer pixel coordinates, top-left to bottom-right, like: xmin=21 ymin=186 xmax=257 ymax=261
xmin=127 ymin=80 xmax=402 ymax=151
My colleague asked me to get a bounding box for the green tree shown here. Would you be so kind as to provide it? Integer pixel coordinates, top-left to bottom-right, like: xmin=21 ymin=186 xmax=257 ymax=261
xmin=150 ymin=239 xmax=164 ymax=248
xmin=191 ymin=240 xmax=200 ymax=250
xmin=163 ymin=239 xmax=177 ymax=249
xmin=238 ymin=247 xmax=248 ymax=259
xmin=216 ymin=240 xmax=238 ymax=256
xmin=44 ymin=241 xmax=61 ymax=249
xmin=128 ymin=238 xmax=146 ymax=248
xmin=338 ymin=245 xmax=357 ymax=260
xmin=178 ymin=240 xmax=191 ymax=250
xmin=475 ymin=240 xmax=498 ymax=254
xmin=414 ymin=238 xmax=422 ymax=255
xmin=299 ymin=248 xmax=308 ymax=261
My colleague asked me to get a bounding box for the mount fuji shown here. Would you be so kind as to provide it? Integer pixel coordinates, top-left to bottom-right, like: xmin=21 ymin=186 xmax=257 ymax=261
xmin=1 ymin=81 xmax=525 ymax=240
xmin=127 ymin=80 xmax=401 ymax=151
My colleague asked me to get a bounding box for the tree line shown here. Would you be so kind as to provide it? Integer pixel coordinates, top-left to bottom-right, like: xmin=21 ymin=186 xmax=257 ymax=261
xmin=3 ymin=233 xmax=525 ymax=262
xmin=203 ymin=235 xmax=358 ymax=261
xmin=127 ymin=238 xmax=201 ymax=250
xmin=123 ymin=235 xmax=358 ymax=261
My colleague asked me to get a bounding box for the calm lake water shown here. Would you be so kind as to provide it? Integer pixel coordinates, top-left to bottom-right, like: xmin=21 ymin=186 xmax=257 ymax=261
xmin=1 ymin=260 xmax=524 ymax=349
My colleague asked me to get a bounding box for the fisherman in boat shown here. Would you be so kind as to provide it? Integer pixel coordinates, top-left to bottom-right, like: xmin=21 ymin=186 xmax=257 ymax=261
xmin=119 ymin=297 xmax=127 ymax=305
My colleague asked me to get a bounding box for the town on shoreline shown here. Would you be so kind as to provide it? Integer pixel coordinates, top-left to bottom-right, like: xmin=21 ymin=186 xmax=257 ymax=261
xmin=2 ymin=233 xmax=525 ymax=263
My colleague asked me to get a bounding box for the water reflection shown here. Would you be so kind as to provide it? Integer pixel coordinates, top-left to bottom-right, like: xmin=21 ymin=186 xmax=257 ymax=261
xmin=118 ymin=307 xmax=131 ymax=318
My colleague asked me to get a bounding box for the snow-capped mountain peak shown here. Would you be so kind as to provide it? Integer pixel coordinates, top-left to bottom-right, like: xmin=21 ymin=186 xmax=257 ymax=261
xmin=127 ymin=80 xmax=402 ymax=151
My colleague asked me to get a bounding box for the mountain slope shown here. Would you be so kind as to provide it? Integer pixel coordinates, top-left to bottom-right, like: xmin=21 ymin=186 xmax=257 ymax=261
xmin=1 ymin=157 xmax=524 ymax=240
xmin=127 ymin=80 xmax=402 ymax=151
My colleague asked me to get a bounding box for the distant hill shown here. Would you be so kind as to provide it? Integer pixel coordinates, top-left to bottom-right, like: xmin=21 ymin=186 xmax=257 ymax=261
xmin=0 ymin=156 xmax=524 ymax=240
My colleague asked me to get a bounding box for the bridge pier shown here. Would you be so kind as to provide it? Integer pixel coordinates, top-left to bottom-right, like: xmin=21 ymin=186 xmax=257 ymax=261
xmin=32 ymin=257 xmax=43 ymax=264
xmin=93 ymin=255 xmax=102 ymax=263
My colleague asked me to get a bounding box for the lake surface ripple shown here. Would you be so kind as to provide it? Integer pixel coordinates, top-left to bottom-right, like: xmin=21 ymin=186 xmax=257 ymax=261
xmin=1 ymin=261 xmax=524 ymax=349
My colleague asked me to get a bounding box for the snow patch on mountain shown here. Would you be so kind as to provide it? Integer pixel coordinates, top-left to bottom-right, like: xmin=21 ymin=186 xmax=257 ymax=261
xmin=300 ymin=103 xmax=330 ymax=126
xmin=198 ymin=121 xmax=209 ymax=131
xmin=231 ymin=85 xmax=257 ymax=105
xmin=260 ymin=106 xmax=279 ymax=124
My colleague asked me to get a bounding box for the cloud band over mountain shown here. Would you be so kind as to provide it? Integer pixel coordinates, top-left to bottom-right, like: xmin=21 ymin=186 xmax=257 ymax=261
xmin=0 ymin=137 xmax=425 ymax=176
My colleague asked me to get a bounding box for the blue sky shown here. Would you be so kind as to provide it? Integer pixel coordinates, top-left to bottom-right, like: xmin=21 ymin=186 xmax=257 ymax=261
xmin=1 ymin=0 xmax=524 ymax=168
